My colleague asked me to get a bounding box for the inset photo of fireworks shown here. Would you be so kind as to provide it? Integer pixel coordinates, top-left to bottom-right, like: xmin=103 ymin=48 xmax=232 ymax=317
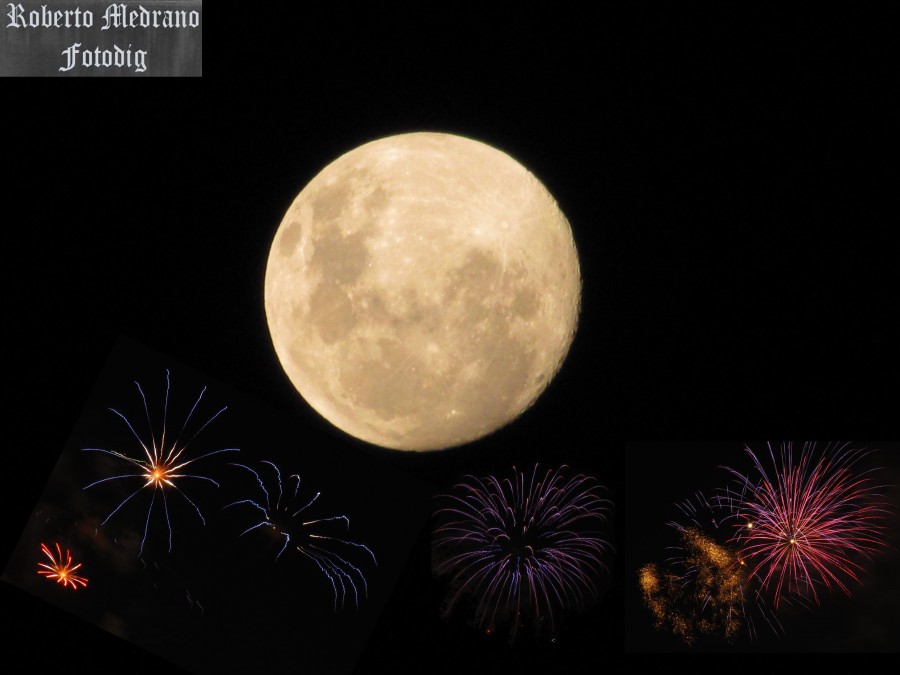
xmin=432 ymin=463 xmax=615 ymax=644
xmin=626 ymin=442 xmax=900 ymax=653
xmin=1 ymin=336 xmax=435 ymax=674
xmin=425 ymin=456 xmax=620 ymax=666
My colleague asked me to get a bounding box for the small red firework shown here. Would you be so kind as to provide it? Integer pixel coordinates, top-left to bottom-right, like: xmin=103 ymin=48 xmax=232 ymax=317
xmin=37 ymin=542 xmax=88 ymax=590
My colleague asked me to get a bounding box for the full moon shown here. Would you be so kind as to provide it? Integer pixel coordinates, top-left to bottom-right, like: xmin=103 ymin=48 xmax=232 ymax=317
xmin=264 ymin=132 xmax=581 ymax=451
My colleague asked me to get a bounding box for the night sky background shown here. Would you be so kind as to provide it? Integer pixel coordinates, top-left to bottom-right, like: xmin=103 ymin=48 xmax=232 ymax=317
xmin=3 ymin=5 xmax=897 ymax=674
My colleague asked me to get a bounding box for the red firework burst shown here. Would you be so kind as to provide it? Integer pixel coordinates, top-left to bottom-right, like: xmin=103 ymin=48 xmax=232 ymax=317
xmin=722 ymin=442 xmax=889 ymax=608
xmin=37 ymin=542 xmax=88 ymax=590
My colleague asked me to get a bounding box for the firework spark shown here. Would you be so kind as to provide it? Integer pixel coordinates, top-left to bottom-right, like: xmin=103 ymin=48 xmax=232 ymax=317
xmin=223 ymin=460 xmax=377 ymax=611
xmin=37 ymin=542 xmax=88 ymax=590
xmin=82 ymin=369 xmax=238 ymax=555
xmin=432 ymin=464 xmax=612 ymax=639
xmin=640 ymin=492 xmax=782 ymax=645
xmin=640 ymin=527 xmax=748 ymax=644
xmin=722 ymin=441 xmax=889 ymax=608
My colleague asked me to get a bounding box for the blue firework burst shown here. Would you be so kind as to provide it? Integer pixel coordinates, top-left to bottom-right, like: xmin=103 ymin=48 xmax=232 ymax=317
xmin=223 ymin=460 xmax=377 ymax=611
xmin=432 ymin=464 xmax=613 ymax=638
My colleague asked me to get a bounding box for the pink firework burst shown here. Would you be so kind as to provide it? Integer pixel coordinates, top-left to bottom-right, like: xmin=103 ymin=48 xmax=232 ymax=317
xmin=722 ymin=442 xmax=889 ymax=608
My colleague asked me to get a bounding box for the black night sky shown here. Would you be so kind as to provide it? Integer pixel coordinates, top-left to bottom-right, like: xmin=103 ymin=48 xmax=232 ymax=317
xmin=3 ymin=5 xmax=897 ymax=674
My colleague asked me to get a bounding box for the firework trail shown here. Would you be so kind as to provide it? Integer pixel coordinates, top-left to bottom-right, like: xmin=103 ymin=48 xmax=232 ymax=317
xmin=37 ymin=542 xmax=88 ymax=590
xmin=223 ymin=460 xmax=377 ymax=611
xmin=82 ymin=369 xmax=238 ymax=556
xmin=432 ymin=464 xmax=613 ymax=640
xmin=722 ymin=441 xmax=890 ymax=608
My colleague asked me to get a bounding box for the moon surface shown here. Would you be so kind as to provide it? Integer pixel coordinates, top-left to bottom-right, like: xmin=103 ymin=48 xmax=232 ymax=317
xmin=264 ymin=132 xmax=581 ymax=451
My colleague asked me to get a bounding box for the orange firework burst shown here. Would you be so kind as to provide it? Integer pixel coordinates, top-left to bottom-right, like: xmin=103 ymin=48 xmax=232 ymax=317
xmin=82 ymin=368 xmax=239 ymax=555
xmin=37 ymin=543 xmax=88 ymax=590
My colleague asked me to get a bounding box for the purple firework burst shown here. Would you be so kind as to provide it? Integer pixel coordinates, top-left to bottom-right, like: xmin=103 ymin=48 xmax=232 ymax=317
xmin=721 ymin=441 xmax=890 ymax=608
xmin=432 ymin=464 xmax=613 ymax=638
